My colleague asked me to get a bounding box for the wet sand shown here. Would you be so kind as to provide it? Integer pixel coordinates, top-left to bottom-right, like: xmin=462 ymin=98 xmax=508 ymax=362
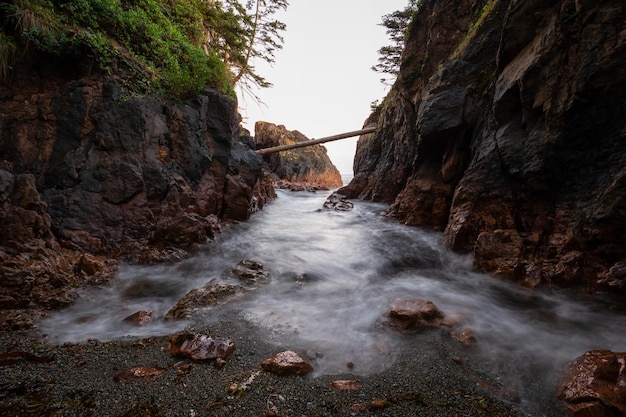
xmin=0 ymin=312 xmax=565 ymax=417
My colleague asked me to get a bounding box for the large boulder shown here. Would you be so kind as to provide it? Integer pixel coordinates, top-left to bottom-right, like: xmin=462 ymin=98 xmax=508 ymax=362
xmin=254 ymin=121 xmax=343 ymax=190
xmin=557 ymin=350 xmax=626 ymax=417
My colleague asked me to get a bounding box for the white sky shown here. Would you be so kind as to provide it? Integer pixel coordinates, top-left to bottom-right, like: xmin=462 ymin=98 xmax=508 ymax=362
xmin=237 ymin=0 xmax=408 ymax=174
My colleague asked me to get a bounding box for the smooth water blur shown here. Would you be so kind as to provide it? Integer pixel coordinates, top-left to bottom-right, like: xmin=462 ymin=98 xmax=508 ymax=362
xmin=41 ymin=188 xmax=626 ymax=411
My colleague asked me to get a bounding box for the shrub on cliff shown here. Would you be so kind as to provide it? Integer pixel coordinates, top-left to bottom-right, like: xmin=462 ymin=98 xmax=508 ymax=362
xmin=0 ymin=0 xmax=286 ymax=99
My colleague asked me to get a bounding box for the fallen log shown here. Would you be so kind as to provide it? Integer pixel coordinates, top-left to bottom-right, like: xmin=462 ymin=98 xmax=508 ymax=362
xmin=255 ymin=127 xmax=376 ymax=155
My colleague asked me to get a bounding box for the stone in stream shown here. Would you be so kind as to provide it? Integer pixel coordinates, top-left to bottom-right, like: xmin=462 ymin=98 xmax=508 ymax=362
xmin=165 ymin=260 xmax=270 ymax=320
xmin=330 ymin=380 xmax=361 ymax=390
xmin=122 ymin=310 xmax=153 ymax=326
xmin=557 ymin=350 xmax=626 ymax=417
xmin=261 ymin=350 xmax=313 ymax=376
xmin=387 ymin=298 xmax=445 ymax=333
xmin=322 ymin=193 xmax=354 ymax=211
xmin=167 ymin=333 xmax=235 ymax=361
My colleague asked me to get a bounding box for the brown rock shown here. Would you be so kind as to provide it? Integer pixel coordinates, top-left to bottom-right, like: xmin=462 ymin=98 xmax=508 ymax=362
xmin=254 ymin=122 xmax=343 ymax=190
xmin=330 ymin=380 xmax=361 ymax=390
xmin=123 ymin=310 xmax=153 ymax=326
xmin=165 ymin=279 xmax=242 ymax=320
xmin=114 ymin=366 xmax=165 ymax=382
xmin=557 ymin=350 xmax=626 ymax=417
xmin=387 ymin=298 xmax=445 ymax=332
xmin=350 ymin=403 xmax=367 ymax=412
xmin=449 ymin=326 xmax=476 ymax=347
xmin=369 ymin=399 xmax=389 ymax=410
xmin=261 ymin=350 xmax=313 ymax=376
xmin=166 ymin=333 xmax=235 ymax=361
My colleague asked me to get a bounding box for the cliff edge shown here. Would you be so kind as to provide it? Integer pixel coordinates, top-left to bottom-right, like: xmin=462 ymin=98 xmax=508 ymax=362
xmin=340 ymin=0 xmax=626 ymax=293
xmin=0 ymin=63 xmax=275 ymax=327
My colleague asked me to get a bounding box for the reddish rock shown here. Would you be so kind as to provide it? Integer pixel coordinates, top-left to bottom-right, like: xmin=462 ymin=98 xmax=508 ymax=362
xmin=254 ymin=122 xmax=343 ymax=190
xmin=167 ymin=333 xmax=235 ymax=361
xmin=350 ymin=403 xmax=367 ymax=412
xmin=123 ymin=310 xmax=153 ymax=326
xmin=449 ymin=326 xmax=476 ymax=348
xmin=557 ymin=350 xmax=626 ymax=417
xmin=387 ymin=298 xmax=445 ymax=332
xmin=330 ymin=380 xmax=361 ymax=390
xmin=261 ymin=350 xmax=313 ymax=376
xmin=114 ymin=366 xmax=165 ymax=382
xmin=369 ymin=399 xmax=389 ymax=410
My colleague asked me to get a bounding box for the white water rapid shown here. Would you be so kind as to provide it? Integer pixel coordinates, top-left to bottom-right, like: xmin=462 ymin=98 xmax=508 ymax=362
xmin=40 ymin=186 xmax=626 ymax=415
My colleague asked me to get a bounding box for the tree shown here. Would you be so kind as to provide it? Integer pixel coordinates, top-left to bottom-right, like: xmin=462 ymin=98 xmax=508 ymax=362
xmin=372 ymin=0 xmax=420 ymax=86
xmin=221 ymin=0 xmax=287 ymax=93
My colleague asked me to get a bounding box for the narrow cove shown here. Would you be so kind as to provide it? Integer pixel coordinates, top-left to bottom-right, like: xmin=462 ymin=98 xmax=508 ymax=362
xmin=36 ymin=188 xmax=626 ymax=416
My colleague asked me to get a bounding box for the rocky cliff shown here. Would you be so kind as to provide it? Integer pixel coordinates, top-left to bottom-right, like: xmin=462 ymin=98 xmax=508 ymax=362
xmin=341 ymin=0 xmax=626 ymax=294
xmin=254 ymin=122 xmax=343 ymax=190
xmin=0 ymin=63 xmax=275 ymax=327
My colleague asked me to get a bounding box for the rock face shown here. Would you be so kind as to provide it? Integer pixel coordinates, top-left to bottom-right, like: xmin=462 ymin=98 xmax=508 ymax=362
xmin=254 ymin=121 xmax=343 ymax=190
xmin=557 ymin=350 xmax=626 ymax=417
xmin=0 ymin=62 xmax=275 ymax=323
xmin=340 ymin=0 xmax=626 ymax=293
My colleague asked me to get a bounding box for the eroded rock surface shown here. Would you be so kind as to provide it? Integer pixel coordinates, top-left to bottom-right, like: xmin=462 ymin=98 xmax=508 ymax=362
xmin=254 ymin=122 xmax=343 ymax=190
xmin=0 ymin=63 xmax=275 ymax=323
xmin=557 ymin=350 xmax=626 ymax=417
xmin=340 ymin=0 xmax=626 ymax=293
xmin=165 ymin=260 xmax=270 ymax=320
xmin=167 ymin=333 xmax=235 ymax=361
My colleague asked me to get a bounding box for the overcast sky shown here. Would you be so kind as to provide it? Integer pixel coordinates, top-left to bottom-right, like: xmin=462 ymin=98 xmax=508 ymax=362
xmin=238 ymin=0 xmax=408 ymax=174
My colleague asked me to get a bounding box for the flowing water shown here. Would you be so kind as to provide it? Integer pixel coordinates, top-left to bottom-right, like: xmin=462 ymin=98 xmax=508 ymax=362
xmin=41 ymin=186 xmax=626 ymax=414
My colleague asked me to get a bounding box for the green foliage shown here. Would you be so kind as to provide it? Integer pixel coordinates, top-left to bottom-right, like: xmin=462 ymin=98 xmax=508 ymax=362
xmin=0 ymin=0 xmax=286 ymax=99
xmin=372 ymin=0 xmax=421 ymax=86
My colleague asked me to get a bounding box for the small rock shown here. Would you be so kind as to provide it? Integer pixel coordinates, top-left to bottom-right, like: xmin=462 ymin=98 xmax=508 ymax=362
xmin=449 ymin=326 xmax=476 ymax=347
xmin=369 ymin=399 xmax=389 ymax=410
xmin=330 ymin=380 xmax=360 ymax=390
xmin=323 ymin=193 xmax=354 ymax=211
xmin=114 ymin=366 xmax=165 ymax=382
xmin=167 ymin=333 xmax=235 ymax=361
xmin=261 ymin=350 xmax=313 ymax=376
xmin=387 ymin=298 xmax=445 ymax=332
xmin=350 ymin=403 xmax=367 ymax=412
xmin=214 ymin=358 xmax=227 ymax=369
xmin=123 ymin=310 xmax=153 ymax=326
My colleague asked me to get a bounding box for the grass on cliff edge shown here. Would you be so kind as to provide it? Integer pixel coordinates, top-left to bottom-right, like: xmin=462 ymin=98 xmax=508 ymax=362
xmin=0 ymin=0 xmax=241 ymax=99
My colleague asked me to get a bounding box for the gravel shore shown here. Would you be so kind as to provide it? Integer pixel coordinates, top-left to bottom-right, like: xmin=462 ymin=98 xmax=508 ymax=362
xmin=0 ymin=311 xmax=565 ymax=417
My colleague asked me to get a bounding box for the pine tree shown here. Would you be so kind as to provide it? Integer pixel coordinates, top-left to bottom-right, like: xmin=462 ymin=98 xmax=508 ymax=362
xmin=372 ymin=0 xmax=420 ymax=86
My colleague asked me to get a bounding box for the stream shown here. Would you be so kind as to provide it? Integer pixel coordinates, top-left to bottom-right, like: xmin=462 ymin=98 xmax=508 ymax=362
xmin=40 ymin=185 xmax=626 ymax=415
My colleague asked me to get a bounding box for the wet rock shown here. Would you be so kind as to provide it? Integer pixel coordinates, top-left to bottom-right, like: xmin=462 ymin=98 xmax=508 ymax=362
xmin=165 ymin=279 xmax=241 ymax=320
xmin=227 ymin=260 xmax=271 ymax=287
xmin=322 ymin=193 xmax=354 ymax=211
xmin=114 ymin=366 xmax=165 ymax=382
xmin=123 ymin=310 xmax=153 ymax=326
xmin=254 ymin=122 xmax=343 ymax=190
xmin=449 ymin=326 xmax=476 ymax=347
xmin=387 ymin=298 xmax=445 ymax=332
xmin=165 ymin=260 xmax=270 ymax=320
xmin=167 ymin=333 xmax=235 ymax=361
xmin=261 ymin=350 xmax=313 ymax=376
xmin=557 ymin=350 xmax=626 ymax=417
xmin=330 ymin=380 xmax=361 ymax=390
